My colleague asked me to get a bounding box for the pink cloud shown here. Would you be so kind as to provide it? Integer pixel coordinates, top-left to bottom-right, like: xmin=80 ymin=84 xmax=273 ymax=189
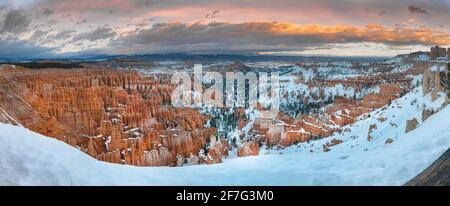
xmin=51 ymin=0 xmax=135 ymax=11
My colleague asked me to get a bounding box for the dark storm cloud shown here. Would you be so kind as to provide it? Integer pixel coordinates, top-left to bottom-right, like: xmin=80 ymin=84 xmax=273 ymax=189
xmin=0 ymin=39 xmax=54 ymax=59
xmin=72 ymin=26 xmax=116 ymax=42
xmin=408 ymin=5 xmax=429 ymax=14
xmin=0 ymin=10 xmax=31 ymax=34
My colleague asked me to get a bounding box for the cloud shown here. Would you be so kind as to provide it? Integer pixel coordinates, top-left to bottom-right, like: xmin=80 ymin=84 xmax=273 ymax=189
xmin=0 ymin=10 xmax=31 ymax=34
xmin=0 ymin=39 xmax=54 ymax=59
xmin=30 ymin=30 xmax=49 ymax=40
xmin=53 ymin=30 xmax=76 ymax=40
xmin=206 ymin=10 xmax=220 ymax=18
xmin=408 ymin=5 xmax=428 ymax=14
xmin=72 ymin=26 xmax=116 ymax=42
xmin=0 ymin=0 xmax=448 ymax=57
xmin=143 ymin=0 xmax=162 ymax=7
xmin=48 ymin=0 xmax=136 ymax=11
xmin=0 ymin=0 xmax=39 ymax=9
xmin=42 ymin=8 xmax=54 ymax=16
xmin=113 ymin=21 xmax=450 ymax=53
xmin=76 ymin=19 xmax=88 ymax=25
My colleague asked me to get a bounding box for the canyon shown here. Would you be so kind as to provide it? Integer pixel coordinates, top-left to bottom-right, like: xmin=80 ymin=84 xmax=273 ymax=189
xmin=0 ymin=67 xmax=216 ymax=166
xmin=0 ymin=46 xmax=449 ymax=167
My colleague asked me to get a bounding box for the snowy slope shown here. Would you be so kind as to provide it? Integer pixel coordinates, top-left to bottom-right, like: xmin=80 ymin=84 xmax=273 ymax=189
xmin=0 ymin=88 xmax=449 ymax=185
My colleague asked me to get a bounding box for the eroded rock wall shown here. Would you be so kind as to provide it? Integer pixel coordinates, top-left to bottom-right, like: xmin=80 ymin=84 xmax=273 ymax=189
xmin=0 ymin=66 xmax=215 ymax=166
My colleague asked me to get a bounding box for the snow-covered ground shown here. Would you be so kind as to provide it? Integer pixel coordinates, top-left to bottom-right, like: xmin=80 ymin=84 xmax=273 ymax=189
xmin=0 ymin=85 xmax=449 ymax=185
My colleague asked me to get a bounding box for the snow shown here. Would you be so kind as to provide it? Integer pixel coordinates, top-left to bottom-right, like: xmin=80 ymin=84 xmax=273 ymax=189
xmin=0 ymin=84 xmax=449 ymax=185
xmin=105 ymin=136 xmax=112 ymax=151
xmin=385 ymin=56 xmax=403 ymax=64
xmin=430 ymin=65 xmax=446 ymax=72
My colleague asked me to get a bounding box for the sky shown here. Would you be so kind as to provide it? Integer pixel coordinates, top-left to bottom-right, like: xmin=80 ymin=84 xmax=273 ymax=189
xmin=0 ymin=0 xmax=449 ymax=58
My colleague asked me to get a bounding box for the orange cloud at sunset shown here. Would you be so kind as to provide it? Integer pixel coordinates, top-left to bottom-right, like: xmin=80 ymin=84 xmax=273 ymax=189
xmin=266 ymin=22 xmax=450 ymax=46
xmin=115 ymin=21 xmax=450 ymax=54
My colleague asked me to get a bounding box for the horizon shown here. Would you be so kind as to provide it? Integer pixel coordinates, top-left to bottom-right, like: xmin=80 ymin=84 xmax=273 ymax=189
xmin=0 ymin=51 xmax=398 ymax=62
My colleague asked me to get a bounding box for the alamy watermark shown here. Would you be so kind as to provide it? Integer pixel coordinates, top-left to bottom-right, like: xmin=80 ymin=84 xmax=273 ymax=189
xmin=171 ymin=64 xmax=280 ymax=118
